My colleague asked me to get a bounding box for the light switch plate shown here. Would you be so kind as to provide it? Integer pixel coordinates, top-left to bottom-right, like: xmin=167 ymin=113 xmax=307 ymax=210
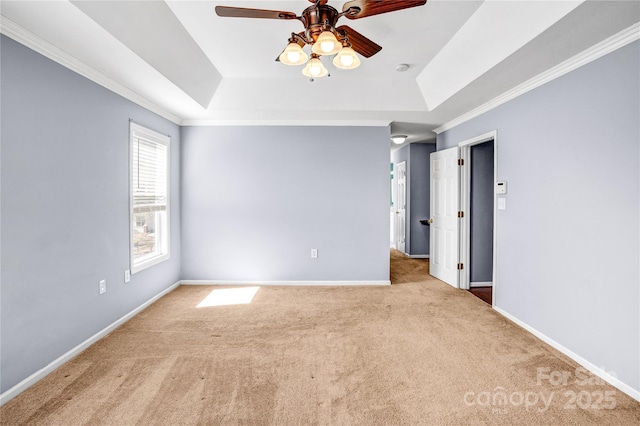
xmin=498 ymin=198 xmax=506 ymax=210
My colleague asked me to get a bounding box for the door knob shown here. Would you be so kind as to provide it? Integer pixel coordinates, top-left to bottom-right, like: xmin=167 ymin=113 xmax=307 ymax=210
xmin=428 ymin=218 xmax=433 ymax=224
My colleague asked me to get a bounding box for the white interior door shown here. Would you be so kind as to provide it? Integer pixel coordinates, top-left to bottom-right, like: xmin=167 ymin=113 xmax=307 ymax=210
xmin=429 ymin=148 xmax=460 ymax=287
xmin=396 ymin=161 xmax=407 ymax=253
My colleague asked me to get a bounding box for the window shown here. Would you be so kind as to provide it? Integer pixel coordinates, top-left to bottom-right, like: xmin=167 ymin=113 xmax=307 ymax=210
xmin=130 ymin=122 xmax=170 ymax=273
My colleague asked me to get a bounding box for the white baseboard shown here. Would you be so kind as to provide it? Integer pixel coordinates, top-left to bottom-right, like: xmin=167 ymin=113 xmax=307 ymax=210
xmin=406 ymin=254 xmax=429 ymax=259
xmin=493 ymin=306 xmax=640 ymax=403
xmin=180 ymin=280 xmax=391 ymax=286
xmin=0 ymin=281 xmax=181 ymax=407
xmin=470 ymin=281 xmax=493 ymax=288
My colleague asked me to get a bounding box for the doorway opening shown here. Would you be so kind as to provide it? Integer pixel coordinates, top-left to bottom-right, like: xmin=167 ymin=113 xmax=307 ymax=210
xmin=459 ymin=131 xmax=497 ymax=305
xmin=395 ymin=161 xmax=407 ymax=254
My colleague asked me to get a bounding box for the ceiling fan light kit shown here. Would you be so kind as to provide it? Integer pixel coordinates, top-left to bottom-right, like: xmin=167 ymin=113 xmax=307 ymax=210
xmin=216 ymin=0 xmax=427 ymax=79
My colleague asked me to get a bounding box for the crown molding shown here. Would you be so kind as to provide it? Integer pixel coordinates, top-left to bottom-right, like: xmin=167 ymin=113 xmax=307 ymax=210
xmin=434 ymin=22 xmax=640 ymax=135
xmin=180 ymin=119 xmax=392 ymax=127
xmin=0 ymin=16 xmax=183 ymax=125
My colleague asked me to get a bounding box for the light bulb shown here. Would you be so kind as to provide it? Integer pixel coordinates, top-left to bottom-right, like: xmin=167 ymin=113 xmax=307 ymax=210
xmin=279 ymin=42 xmax=308 ymax=66
xmin=302 ymin=56 xmax=328 ymax=78
xmin=312 ymin=31 xmax=342 ymax=56
xmin=339 ymin=55 xmax=354 ymax=67
xmin=320 ymin=40 xmax=335 ymax=53
xmin=332 ymin=47 xmax=360 ymax=70
xmin=287 ymin=51 xmax=301 ymax=63
xmin=309 ymin=61 xmax=322 ymax=76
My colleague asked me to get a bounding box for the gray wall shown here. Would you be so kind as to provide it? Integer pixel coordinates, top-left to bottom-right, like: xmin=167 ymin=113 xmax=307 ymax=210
xmin=391 ymin=143 xmax=435 ymax=256
xmin=437 ymin=41 xmax=639 ymax=393
xmin=180 ymin=126 xmax=390 ymax=282
xmin=470 ymin=141 xmax=494 ymax=282
xmin=0 ymin=35 xmax=182 ymax=393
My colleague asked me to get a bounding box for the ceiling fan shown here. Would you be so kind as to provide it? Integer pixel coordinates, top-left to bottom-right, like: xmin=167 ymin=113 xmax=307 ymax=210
xmin=215 ymin=0 xmax=427 ymax=79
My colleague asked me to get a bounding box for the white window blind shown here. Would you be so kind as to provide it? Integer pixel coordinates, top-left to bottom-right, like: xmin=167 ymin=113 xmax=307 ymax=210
xmin=132 ymin=137 xmax=167 ymax=214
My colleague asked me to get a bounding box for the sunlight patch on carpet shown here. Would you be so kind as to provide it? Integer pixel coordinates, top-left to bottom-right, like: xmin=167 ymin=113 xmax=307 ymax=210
xmin=197 ymin=287 xmax=259 ymax=307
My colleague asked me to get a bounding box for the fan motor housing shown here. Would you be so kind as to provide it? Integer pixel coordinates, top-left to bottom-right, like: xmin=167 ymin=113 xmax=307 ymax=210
xmin=302 ymin=5 xmax=340 ymax=42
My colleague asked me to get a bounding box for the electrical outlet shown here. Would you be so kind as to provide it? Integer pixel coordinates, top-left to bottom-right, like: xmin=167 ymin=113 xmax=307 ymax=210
xmin=311 ymin=249 xmax=318 ymax=259
xmin=124 ymin=269 xmax=131 ymax=283
xmin=99 ymin=279 xmax=107 ymax=295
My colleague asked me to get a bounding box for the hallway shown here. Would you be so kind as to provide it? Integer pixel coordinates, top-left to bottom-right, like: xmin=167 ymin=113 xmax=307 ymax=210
xmin=390 ymin=249 xmax=491 ymax=305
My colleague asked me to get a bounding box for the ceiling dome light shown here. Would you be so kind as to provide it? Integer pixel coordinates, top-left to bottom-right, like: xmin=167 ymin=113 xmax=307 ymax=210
xmin=312 ymin=31 xmax=341 ymax=56
xmin=391 ymin=135 xmax=407 ymax=144
xmin=333 ymin=47 xmax=360 ymax=70
xmin=279 ymin=42 xmax=308 ymax=66
xmin=302 ymin=56 xmax=328 ymax=78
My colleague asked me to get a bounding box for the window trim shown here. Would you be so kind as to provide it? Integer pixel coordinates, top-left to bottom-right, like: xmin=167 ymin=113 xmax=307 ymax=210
xmin=129 ymin=122 xmax=170 ymax=274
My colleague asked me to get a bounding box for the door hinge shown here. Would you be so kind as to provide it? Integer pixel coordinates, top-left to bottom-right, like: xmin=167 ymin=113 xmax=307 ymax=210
xmin=457 ymin=263 xmax=464 ymax=270
xmin=458 ymin=158 xmax=464 ymax=166
xmin=458 ymin=211 xmax=464 ymax=218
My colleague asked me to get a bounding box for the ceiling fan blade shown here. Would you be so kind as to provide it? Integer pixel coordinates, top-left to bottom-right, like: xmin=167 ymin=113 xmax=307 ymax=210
xmin=215 ymin=6 xmax=298 ymax=20
xmin=342 ymin=0 xmax=427 ymax=20
xmin=336 ymin=25 xmax=382 ymax=58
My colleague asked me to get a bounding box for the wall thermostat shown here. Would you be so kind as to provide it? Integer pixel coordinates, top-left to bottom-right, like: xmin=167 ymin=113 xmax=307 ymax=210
xmin=496 ymin=181 xmax=508 ymax=194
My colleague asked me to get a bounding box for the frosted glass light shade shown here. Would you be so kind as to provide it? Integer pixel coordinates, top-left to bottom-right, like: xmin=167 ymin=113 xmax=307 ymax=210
xmin=279 ymin=43 xmax=308 ymax=66
xmin=391 ymin=135 xmax=407 ymax=144
xmin=311 ymin=31 xmax=341 ymax=55
xmin=302 ymin=57 xmax=328 ymax=78
xmin=333 ymin=47 xmax=360 ymax=69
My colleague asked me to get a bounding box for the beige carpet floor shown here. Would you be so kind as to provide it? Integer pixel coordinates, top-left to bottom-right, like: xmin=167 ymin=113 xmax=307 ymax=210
xmin=2 ymin=251 xmax=639 ymax=425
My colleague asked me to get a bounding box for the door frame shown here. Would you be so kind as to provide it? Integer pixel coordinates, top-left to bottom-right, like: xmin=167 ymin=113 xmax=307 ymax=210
xmin=390 ymin=163 xmax=396 ymax=249
xmin=396 ymin=161 xmax=407 ymax=254
xmin=458 ymin=130 xmax=498 ymax=305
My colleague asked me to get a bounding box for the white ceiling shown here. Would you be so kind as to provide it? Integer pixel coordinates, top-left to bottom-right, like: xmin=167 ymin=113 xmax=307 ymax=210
xmin=1 ymin=1 xmax=639 ymax=144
